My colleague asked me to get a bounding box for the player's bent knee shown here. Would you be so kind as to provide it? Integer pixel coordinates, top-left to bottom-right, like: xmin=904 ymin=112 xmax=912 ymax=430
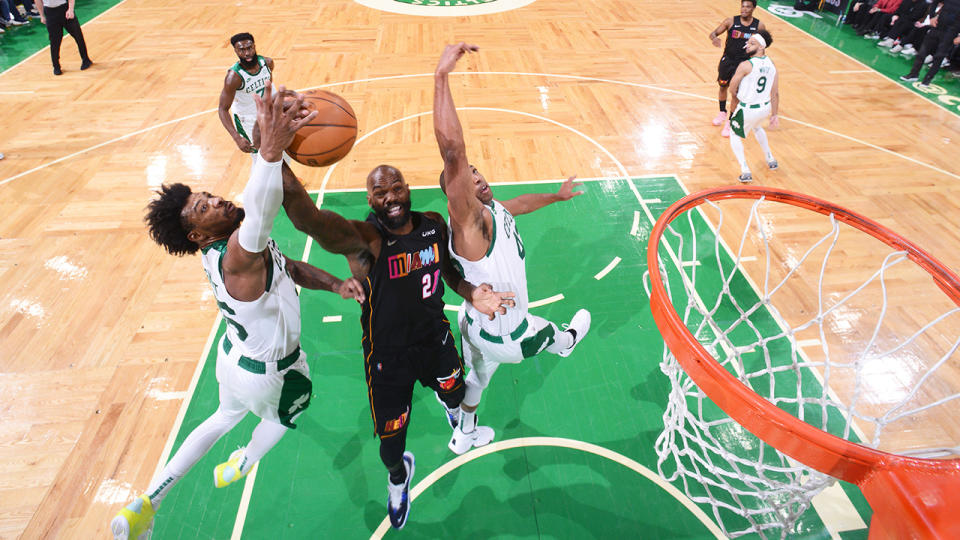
xmin=437 ymin=382 xmax=465 ymax=410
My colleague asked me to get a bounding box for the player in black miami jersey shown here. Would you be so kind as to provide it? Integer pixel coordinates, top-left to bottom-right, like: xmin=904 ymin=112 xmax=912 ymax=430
xmin=709 ymin=0 xmax=767 ymax=137
xmin=278 ymin=162 xmax=514 ymax=530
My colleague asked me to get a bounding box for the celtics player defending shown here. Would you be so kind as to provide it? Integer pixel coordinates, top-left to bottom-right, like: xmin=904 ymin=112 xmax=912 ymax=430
xmin=218 ymin=32 xmax=273 ymax=154
xmin=727 ymin=30 xmax=779 ymax=183
xmin=110 ymin=84 xmax=363 ymax=539
xmin=709 ymin=0 xmax=766 ymax=138
xmin=433 ymin=43 xmax=592 ymax=455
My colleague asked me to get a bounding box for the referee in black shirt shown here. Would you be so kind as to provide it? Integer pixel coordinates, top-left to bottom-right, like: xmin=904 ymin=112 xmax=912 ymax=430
xmin=39 ymin=0 xmax=92 ymax=75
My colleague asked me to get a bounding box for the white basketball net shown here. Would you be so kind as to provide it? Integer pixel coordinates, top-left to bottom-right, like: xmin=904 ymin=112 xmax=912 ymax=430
xmin=647 ymin=195 xmax=960 ymax=539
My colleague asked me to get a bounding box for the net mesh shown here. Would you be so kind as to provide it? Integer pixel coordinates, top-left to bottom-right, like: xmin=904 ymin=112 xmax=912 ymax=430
xmin=647 ymin=195 xmax=960 ymax=539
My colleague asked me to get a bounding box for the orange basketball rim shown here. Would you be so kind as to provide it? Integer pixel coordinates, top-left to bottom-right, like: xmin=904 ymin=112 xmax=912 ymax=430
xmin=646 ymin=186 xmax=960 ymax=539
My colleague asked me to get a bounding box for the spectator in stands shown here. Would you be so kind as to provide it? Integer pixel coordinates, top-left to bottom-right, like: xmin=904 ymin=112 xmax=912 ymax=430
xmin=857 ymin=0 xmax=904 ymax=38
xmin=878 ymin=0 xmax=931 ymax=47
xmin=893 ymin=1 xmax=942 ymax=54
xmin=848 ymin=0 xmax=882 ymax=29
xmin=901 ymin=0 xmax=960 ymax=86
xmin=1 ymin=0 xmax=29 ymax=26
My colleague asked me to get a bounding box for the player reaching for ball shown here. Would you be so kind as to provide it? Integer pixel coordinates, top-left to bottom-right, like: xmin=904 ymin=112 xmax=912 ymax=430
xmin=110 ymin=84 xmax=364 ymax=540
xmin=434 ymin=42 xmax=592 ymax=455
xmin=218 ymin=32 xmax=274 ymax=154
xmin=278 ymin=159 xmax=516 ymax=529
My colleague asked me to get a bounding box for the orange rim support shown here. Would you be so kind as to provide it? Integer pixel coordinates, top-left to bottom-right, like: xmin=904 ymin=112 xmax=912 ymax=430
xmin=647 ymin=186 xmax=960 ymax=538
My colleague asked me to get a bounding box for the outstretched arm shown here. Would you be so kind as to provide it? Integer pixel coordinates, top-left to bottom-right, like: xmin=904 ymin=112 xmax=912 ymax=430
xmin=769 ymin=71 xmax=780 ymax=128
xmin=434 ymin=42 xmax=488 ymax=260
xmin=221 ymin=83 xmax=317 ymax=299
xmin=218 ymin=72 xmax=254 ymax=153
xmin=500 ymin=175 xmax=583 ymax=216
xmin=285 ymin=257 xmax=366 ymax=303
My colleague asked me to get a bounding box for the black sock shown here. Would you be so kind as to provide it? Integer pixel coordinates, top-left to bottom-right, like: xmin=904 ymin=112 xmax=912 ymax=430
xmin=720 ymin=100 xmax=727 ymax=113
xmin=388 ymin=461 xmax=407 ymax=485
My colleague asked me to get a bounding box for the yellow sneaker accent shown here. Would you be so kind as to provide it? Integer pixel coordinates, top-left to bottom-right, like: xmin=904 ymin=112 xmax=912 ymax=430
xmin=110 ymin=494 xmax=155 ymax=540
xmin=214 ymin=448 xmax=248 ymax=488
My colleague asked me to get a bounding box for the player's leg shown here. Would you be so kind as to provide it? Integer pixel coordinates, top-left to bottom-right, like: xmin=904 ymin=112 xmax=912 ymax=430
xmin=921 ymin=24 xmax=959 ymax=85
xmin=449 ymin=334 xmax=498 ymax=454
xmin=902 ymin=28 xmax=940 ymax=81
xmin=215 ymin=353 xmax=312 ymax=488
xmin=45 ymin=5 xmax=65 ymax=75
xmin=714 ymin=57 xmax=731 ymax=126
xmin=111 ymin=384 xmax=247 ymax=539
xmin=728 ymin=107 xmax=751 ymax=182
xmin=753 ymin=126 xmax=777 ymax=170
xmin=61 ymin=13 xmax=91 ymax=66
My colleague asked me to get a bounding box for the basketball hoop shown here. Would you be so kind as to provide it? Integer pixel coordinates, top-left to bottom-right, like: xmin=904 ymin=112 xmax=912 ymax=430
xmin=647 ymin=186 xmax=960 ymax=538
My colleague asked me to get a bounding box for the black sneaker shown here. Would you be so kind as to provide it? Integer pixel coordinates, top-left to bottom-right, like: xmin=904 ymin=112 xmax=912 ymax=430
xmin=387 ymin=452 xmax=415 ymax=529
xmin=53 ymin=66 xmax=62 ymax=76
xmin=80 ymin=59 xmax=93 ymax=70
xmin=899 ymin=74 xmax=918 ymax=82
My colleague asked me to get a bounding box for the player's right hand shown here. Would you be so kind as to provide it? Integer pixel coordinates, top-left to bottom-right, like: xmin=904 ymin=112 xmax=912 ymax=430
xmin=711 ymin=36 xmax=721 ymax=48
xmin=253 ymin=82 xmax=318 ymax=162
xmin=436 ymin=42 xmax=479 ymax=76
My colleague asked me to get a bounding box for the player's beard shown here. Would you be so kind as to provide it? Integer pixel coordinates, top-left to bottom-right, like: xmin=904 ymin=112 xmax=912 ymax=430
xmin=239 ymin=56 xmax=258 ymax=70
xmin=375 ymin=200 xmax=412 ymax=231
xmin=234 ymin=207 xmax=246 ymax=227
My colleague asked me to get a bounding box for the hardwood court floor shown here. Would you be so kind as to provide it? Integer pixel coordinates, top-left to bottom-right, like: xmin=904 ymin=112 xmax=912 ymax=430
xmin=1 ymin=0 xmax=959 ymax=538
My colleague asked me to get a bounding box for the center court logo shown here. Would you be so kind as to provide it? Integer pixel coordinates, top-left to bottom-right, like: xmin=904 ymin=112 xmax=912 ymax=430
xmin=353 ymin=0 xmax=535 ymax=16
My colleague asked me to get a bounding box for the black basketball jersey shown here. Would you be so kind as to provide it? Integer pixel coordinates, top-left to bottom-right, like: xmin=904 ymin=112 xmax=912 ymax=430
xmin=724 ymin=16 xmax=761 ymax=61
xmin=361 ymin=211 xmax=450 ymax=351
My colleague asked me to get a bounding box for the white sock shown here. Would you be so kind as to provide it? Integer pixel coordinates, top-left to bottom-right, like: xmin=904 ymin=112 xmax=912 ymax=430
xmin=242 ymin=420 xmax=288 ymax=473
xmin=729 ymin=134 xmax=750 ymax=173
xmin=146 ymin=408 xmax=244 ymax=507
xmin=460 ymin=410 xmax=477 ymax=434
xmin=753 ymin=128 xmax=774 ymax=162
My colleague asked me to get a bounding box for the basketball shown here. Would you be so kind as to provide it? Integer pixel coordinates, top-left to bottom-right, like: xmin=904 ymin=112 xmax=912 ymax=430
xmin=286 ymin=90 xmax=357 ymax=167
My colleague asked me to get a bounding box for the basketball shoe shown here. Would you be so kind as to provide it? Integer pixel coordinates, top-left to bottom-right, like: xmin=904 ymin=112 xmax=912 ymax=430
xmin=712 ymin=111 xmax=726 ymax=126
xmin=738 ymin=172 xmax=753 ymax=183
xmin=387 ymin=451 xmax=416 ymax=529
xmin=214 ymin=448 xmax=249 ymax=488
xmin=721 ymin=120 xmax=731 ymax=138
xmin=448 ymin=416 xmax=495 ymax=455
xmin=558 ymin=309 xmax=591 ymax=358
xmin=110 ymin=495 xmax=155 ymax=540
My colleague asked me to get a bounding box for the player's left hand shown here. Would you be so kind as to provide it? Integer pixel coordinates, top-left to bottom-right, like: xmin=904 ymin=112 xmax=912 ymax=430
xmin=66 ymin=8 xmax=75 ymax=19
xmin=769 ymin=115 xmax=780 ymax=129
xmin=557 ymin=175 xmax=584 ymax=201
xmin=337 ymin=277 xmax=366 ymax=304
xmin=954 ymin=35 xmax=960 ymax=46
xmin=471 ymin=283 xmax=516 ymax=320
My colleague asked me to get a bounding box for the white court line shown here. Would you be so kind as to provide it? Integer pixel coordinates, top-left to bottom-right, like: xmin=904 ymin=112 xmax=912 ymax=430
xmin=230 ymin=463 xmax=260 ymax=540
xmin=828 ymin=70 xmax=875 ymax=74
xmin=322 ymin=315 xmax=342 ymax=323
xmin=630 ymin=211 xmax=641 ymax=236
xmin=594 ymin=257 xmax=621 ymax=280
xmin=529 ymin=293 xmax=564 ymax=308
xmin=369 ymin=437 xmax=724 ymax=540
xmin=797 ymin=338 xmax=822 ymax=348
xmin=5 ymin=71 xmax=960 ymax=187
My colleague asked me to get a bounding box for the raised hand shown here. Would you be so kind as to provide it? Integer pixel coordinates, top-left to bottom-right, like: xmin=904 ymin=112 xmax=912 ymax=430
xmin=436 ymin=42 xmax=479 ymax=76
xmin=556 ymin=175 xmax=584 ymax=201
xmin=470 ymin=283 xmax=516 ymax=320
xmin=253 ymin=82 xmax=318 ymax=162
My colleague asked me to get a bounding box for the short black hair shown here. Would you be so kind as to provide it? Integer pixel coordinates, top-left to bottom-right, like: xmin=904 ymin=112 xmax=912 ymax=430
xmin=742 ymin=0 xmax=757 ymax=7
xmin=145 ymin=183 xmax=199 ymax=256
xmin=230 ymin=33 xmax=254 ymax=46
xmin=758 ymin=29 xmax=773 ymax=48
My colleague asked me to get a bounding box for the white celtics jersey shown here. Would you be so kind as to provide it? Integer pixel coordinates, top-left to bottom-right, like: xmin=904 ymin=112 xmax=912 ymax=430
xmin=229 ymin=56 xmax=271 ymax=117
xmin=736 ymin=56 xmax=776 ymax=106
xmin=200 ymin=237 xmax=300 ymax=362
xmin=450 ymin=200 xmax=529 ymax=336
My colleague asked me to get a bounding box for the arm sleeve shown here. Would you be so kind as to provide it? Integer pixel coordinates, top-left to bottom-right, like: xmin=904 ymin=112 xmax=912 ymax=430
xmin=237 ymin=154 xmax=283 ymax=253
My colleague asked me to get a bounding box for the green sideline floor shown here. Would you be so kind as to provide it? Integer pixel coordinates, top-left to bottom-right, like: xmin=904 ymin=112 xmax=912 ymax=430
xmin=151 ymin=177 xmax=872 ymax=539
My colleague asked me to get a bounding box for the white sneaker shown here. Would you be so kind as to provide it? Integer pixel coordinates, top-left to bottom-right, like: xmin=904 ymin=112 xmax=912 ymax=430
xmin=767 ymin=159 xmax=778 ymax=170
xmin=738 ymin=172 xmax=753 ymax=183
xmin=558 ymin=309 xmax=591 ymax=358
xmin=924 ymin=55 xmax=933 ymax=65
xmin=902 ymin=47 xmax=917 ymax=57
xmin=448 ymin=423 xmax=495 ymax=455
xmin=890 ymin=44 xmax=903 ymax=53
xmin=878 ymin=38 xmax=894 ymax=47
